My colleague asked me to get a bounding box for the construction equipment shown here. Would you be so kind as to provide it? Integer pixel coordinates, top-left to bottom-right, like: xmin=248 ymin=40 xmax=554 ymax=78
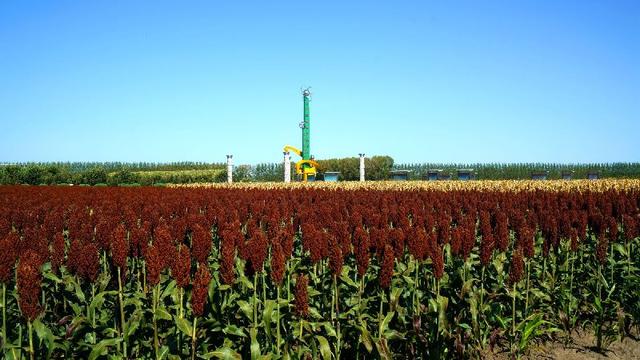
xmin=283 ymin=88 xmax=319 ymax=182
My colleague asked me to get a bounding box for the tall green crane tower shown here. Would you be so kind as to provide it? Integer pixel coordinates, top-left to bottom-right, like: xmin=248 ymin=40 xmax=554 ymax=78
xmin=283 ymin=88 xmax=318 ymax=182
xmin=301 ymin=88 xmax=311 ymax=161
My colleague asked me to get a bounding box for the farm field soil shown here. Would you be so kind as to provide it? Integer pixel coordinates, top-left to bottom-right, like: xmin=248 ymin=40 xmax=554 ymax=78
xmin=485 ymin=330 xmax=640 ymax=359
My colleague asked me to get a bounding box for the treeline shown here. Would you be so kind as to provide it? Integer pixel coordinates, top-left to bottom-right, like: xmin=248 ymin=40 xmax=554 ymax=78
xmin=393 ymin=162 xmax=640 ymax=180
xmin=317 ymin=156 xmax=394 ymax=180
xmin=0 ymin=165 xmax=229 ymax=186
xmin=3 ymin=160 xmax=640 ymax=185
xmin=1 ymin=161 xmax=225 ymax=172
xmin=0 ymin=156 xmax=395 ymax=185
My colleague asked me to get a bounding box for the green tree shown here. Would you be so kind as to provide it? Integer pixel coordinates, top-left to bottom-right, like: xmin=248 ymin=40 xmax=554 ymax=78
xmin=0 ymin=165 xmax=22 ymax=185
xmin=22 ymin=165 xmax=45 ymax=185
xmin=83 ymin=167 xmax=108 ymax=185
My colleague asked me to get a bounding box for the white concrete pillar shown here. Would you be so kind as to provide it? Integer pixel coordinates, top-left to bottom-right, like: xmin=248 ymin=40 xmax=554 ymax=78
xmin=359 ymin=153 xmax=365 ymax=181
xmin=284 ymin=152 xmax=291 ymax=183
xmin=226 ymin=155 xmax=233 ymax=183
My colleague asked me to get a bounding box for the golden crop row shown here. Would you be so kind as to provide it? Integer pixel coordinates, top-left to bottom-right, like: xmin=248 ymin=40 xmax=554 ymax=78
xmin=171 ymin=179 xmax=640 ymax=193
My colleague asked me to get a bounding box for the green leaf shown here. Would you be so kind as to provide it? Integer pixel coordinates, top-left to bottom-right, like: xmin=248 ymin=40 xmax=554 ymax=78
xmin=155 ymin=307 xmax=172 ymax=321
xmin=161 ymin=280 xmax=177 ymax=300
xmin=358 ymin=321 xmax=373 ymax=353
xmin=159 ymin=345 xmax=170 ymax=359
xmin=613 ymin=243 xmax=627 ymax=256
xmin=375 ymin=337 xmax=393 ymax=360
xmin=437 ymin=295 xmax=449 ymax=333
xmin=88 ymin=290 xmax=117 ymax=319
xmin=316 ymin=335 xmax=333 ymax=360
xmin=389 ymin=288 xmax=402 ymax=310
xmin=263 ymin=300 xmax=275 ymax=341
xmin=125 ymin=311 xmax=141 ymax=338
xmin=200 ymin=347 xmax=242 ymax=360
xmin=250 ymin=327 xmax=261 ymax=360
xmin=518 ymin=314 xmax=545 ymax=351
xmin=175 ymin=317 xmax=193 ymax=337
xmin=309 ymin=307 xmax=323 ymax=320
xmin=32 ymin=318 xmax=54 ymax=342
xmin=237 ymin=300 xmax=253 ymax=321
xmin=378 ymin=311 xmax=395 ymax=336
xmin=74 ymin=281 xmax=85 ymax=303
xmin=223 ymin=324 xmax=246 ymax=337
xmin=383 ymin=329 xmax=404 ymax=341
xmin=322 ymin=322 xmax=337 ymax=338
xmin=43 ymin=272 xmax=63 ymax=284
xmin=32 ymin=318 xmax=56 ymax=357
xmin=340 ymin=272 xmax=358 ymax=289
xmin=460 ymin=278 xmax=474 ymax=298
xmin=88 ymin=338 xmax=122 ymax=360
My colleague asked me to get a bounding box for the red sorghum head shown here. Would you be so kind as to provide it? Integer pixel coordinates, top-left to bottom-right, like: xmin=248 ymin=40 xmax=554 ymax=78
xmin=17 ymin=250 xmax=43 ymax=321
xmin=295 ymin=273 xmax=309 ymax=318
xmin=145 ymin=244 xmax=162 ymax=287
xmin=508 ymin=248 xmax=524 ymax=286
xmin=173 ymin=244 xmax=191 ymax=289
xmin=191 ymin=265 xmax=211 ymax=317
xmin=379 ymin=244 xmax=395 ymax=289
xmin=191 ymin=223 xmax=212 ymax=265
xmin=0 ymin=231 xmax=18 ymax=283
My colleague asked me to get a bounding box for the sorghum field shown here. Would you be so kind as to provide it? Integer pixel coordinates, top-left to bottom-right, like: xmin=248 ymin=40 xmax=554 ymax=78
xmin=1 ymin=180 xmax=639 ymax=359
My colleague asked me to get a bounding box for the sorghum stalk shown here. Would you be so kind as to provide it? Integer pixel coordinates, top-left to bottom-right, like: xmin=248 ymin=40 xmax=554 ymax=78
xmin=191 ymin=317 xmax=198 ymax=360
xmin=14 ymin=325 xmax=21 ymax=360
xmin=334 ymin=275 xmax=341 ymax=360
xmin=253 ymin=274 xmax=258 ymax=326
xmin=28 ymin=320 xmax=34 ymax=360
xmin=524 ymin=260 xmax=531 ymax=317
xmin=463 ymin=260 xmax=467 ymax=283
xmin=378 ymin=289 xmax=384 ymax=337
xmin=117 ymin=267 xmax=127 ymax=358
xmin=357 ymin=277 xmax=363 ymax=360
xmin=596 ymin=264 xmax=603 ymax=350
xmin=276 ymin=286 xmax=281 ymax=356
xmin=569 ymin=253 xmax=575 ymax=315
xmin=153 ymin=286 xmax=159 ymax=360
xmin=286 ymin=262 xmax=291 ymax=302
xmin=480 ymin=265 xmax=485 ymax=313
xmin=511 ymin=285 xmax=517 ymax=351
xmin=436 ymin=277 xmax=441 ymax=344
xmin=627 ymin=239 xmax=631 ymax=277
xmin=2 ymin=283 xmax=6 ymax=354
xmin=142 ymin=260 xmax=147 ymax=294
xmin=609 ymin=242 xmax=614 ymax=288
xmin=414 ymin=261 xmax=420 ymax=316
xmin=91 ymin=283 xmax=96 ymax=344
xmin=262 ymin=271 xmax=267 ymax=316
xmin=313 ymin=263 xmax=317 ymax=283
xmin=178 ymin=287 xmax=183 ymax=352
xmin=359 ymin=275 xmax=365 ymax=306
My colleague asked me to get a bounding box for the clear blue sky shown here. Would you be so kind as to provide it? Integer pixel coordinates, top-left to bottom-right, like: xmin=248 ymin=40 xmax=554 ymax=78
xmin=1 ymin=1 xmax=638 ymax=164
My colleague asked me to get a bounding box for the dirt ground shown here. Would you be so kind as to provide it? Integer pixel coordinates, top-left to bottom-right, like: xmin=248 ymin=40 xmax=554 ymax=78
xmin=482 ymin=330 xmax=640 ymax=359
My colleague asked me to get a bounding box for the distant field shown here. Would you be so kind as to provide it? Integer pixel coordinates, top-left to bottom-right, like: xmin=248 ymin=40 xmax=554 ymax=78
xmin=129 ymin=169 xmax=224 ymax=177
xmin=173 ymin=179 xmax=640 ymax=192
xmin=125 ymin=169 xmax=225 ymax=184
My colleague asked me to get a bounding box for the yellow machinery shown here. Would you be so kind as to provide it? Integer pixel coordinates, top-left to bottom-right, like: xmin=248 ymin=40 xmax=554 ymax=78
xmin=283 ymin=145 xmax=319 ymax=182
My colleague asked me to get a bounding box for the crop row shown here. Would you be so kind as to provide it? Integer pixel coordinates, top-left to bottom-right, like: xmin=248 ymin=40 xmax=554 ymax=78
xmin=0 ymin=183 xmax=639 ymax=359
